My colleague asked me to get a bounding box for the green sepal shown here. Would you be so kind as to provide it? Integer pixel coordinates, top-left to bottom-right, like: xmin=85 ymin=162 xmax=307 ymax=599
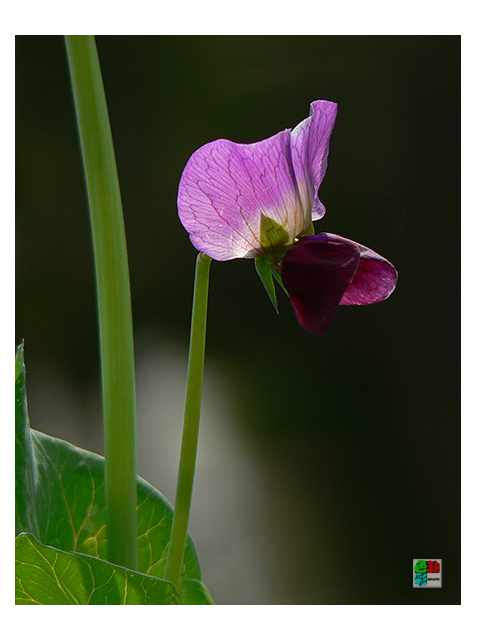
xmin=271 ymin=265 xmax=289 ymax=297
xmin=255 ymin=256 xmax=279 ymax=313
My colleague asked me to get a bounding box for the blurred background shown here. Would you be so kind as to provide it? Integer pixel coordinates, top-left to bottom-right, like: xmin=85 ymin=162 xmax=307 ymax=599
xmin=16 ymin=36 xmax=460 ymax=604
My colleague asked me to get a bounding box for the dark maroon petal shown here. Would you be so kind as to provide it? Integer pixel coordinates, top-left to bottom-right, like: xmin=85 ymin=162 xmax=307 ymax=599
xmin=339 ymin=244 xmax=398 ymax=305
xmin=281 ymin=234 xmax=361 ymax=333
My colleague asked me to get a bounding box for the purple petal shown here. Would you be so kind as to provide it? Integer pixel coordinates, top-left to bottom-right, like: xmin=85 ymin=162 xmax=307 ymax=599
xmin=291 ymin=100 xmax=338 ymax=222
xmin=178 ymin=101 xmax=338 ymax=261
xmin=178 ymin=130 xmax=303 ymax=261
xmin=281 ymin=233 xmax=398 ymax=333
xmin=281 ymin=234 xmax=361 ymax=334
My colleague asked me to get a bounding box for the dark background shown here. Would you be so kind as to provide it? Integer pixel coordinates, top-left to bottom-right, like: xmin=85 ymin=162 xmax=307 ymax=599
xmin=16 ymin=36 xmax=460 ymax=604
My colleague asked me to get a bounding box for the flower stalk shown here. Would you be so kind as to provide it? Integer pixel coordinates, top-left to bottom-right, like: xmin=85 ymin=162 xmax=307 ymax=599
xmin=165 ymin=252 xmax=212 ymax=587
xmin=65 ymin=35 xmax=138 ymax=570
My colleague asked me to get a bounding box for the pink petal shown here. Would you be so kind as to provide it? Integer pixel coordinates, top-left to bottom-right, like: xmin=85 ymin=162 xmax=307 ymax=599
xmin=178 ymin=131 xmax=303 ymax=261
xmin=291 ymin=100 xmax=338 ymax=222
xmin=178 ymin=100 xmax=338 ymax=261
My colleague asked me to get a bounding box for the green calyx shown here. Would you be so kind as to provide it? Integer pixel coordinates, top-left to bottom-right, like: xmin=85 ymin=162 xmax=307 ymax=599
xmin=260 ymin=216 xmax=292 ymax=263
xmin=259 ymin=215 xmax=316 ymax=263
xmin=256 ymin=215 xmax=316 ymax=313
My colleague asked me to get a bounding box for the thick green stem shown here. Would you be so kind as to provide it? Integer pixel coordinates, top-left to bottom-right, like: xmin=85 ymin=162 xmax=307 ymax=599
xmin=165 ymin=252 xmax=212 ymax=586
xmin=65 ymin=35 xmax=138 ymax=570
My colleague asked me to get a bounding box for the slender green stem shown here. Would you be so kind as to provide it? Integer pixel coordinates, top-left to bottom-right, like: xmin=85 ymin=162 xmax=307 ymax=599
xmin=165 ymin=252 xmax=212 ymax=586
xmin=65 ymin=35 xmax=138 ymax=570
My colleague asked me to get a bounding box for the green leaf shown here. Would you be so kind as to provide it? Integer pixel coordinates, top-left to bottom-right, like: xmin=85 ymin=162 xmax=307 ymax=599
xmin=25 ymin=429 xmax=203 ymax=581
xmin=181 ymin=579 xmax=215 ymax=605
xmin=15 ymin=533 xmax=179 ymax=605
xmin=15 ymin=343 xmax=39 ymax=539
xmin=15 ymin=343 xmax=213 ymax=603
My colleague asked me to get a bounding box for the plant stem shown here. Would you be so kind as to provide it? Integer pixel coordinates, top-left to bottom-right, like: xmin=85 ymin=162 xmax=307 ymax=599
xmin=65 ymin=35 xmax=138 ymax=570
xmin=165 ymin=252 xmax=212 ymax=587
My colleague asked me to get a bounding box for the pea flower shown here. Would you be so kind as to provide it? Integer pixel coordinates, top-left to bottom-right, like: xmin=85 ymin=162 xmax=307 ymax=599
xmin=178 ymin=100 xmax=397 ymax=333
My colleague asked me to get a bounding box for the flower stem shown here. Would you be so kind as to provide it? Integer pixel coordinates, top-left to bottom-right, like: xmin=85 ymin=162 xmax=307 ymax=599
xmin=65 ymin=36 xmax=138 ymax=571
xmin=165 ymin=252 xmax=212 ymax=587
